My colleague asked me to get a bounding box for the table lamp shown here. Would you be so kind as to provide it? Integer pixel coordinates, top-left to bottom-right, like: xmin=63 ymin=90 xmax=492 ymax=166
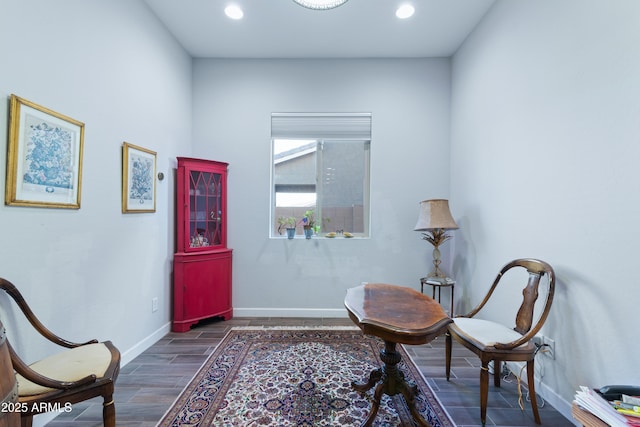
xmin=414 ymin=199 xmax=459 ymax=278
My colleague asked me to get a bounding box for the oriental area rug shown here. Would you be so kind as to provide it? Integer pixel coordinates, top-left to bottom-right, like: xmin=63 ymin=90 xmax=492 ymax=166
xmin=157 ymin=327 xmax=454 ymax=427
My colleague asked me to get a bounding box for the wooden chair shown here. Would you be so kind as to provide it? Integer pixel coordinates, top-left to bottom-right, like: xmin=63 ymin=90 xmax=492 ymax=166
xmin=0 ymin=278 xmax=120 ymax=427
xmin=445 ymin=259 xmax=555 ymax=426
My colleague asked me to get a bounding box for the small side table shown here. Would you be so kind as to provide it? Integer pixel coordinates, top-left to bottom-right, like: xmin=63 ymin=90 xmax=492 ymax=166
xmin=420 ymin=277 xmax=455 ymax=317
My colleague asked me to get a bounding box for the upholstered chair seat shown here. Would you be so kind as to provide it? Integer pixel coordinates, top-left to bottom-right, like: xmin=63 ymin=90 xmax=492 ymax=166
xmin=16 ymin=343 xmax=113 ymax=396
xmin=449 ymin=318 xmax=532 ymax=351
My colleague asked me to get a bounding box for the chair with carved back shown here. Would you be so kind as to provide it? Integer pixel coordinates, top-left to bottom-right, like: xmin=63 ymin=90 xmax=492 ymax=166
xmin=445 ymin=259 xmax=555 ymax=426
xmin=0 ymin=278 xmax=120 ymax=427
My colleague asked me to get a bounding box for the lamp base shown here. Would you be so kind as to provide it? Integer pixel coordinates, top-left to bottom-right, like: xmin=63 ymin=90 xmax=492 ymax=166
xmin=427 ymin=269 xmax=447 ymax=278
xmin=427 ymin=245 xmax=448 ymax=278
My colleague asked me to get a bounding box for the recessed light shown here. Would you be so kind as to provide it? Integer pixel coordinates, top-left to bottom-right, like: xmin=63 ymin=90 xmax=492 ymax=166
xmin=225 ymin=4 xmax=244 ymax=20
xmin=396 ymin=4 xmax=415 ymax=19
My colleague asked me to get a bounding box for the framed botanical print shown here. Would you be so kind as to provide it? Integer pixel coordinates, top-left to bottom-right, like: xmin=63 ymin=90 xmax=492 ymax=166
xmin=122 ymin=142 xmax=156 ymax=213
xmin=5 ymin=94 xmax=84 ymax=208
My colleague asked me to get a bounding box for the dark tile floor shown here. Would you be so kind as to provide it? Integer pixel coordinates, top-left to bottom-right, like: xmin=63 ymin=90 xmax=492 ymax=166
xmin=46 ymin=317 xmax=575 ymax=426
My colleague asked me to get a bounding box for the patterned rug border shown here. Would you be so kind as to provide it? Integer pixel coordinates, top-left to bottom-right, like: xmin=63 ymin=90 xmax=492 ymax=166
xmin=158 ymin=327 xmax=455 ymax=426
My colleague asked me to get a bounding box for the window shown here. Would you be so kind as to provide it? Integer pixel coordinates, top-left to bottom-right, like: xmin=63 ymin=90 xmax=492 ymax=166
xmin=271 ymin=113 xmax=371 ymax=238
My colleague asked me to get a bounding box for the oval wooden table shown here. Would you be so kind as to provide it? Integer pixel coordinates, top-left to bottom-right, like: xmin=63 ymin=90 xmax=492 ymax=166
xmin=344 ymin=283 xmax=453 ymax=427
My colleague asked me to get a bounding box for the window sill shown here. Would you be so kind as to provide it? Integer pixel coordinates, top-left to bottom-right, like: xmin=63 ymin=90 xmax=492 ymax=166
xmin=271 ymin=235 xmax=368 ymax=240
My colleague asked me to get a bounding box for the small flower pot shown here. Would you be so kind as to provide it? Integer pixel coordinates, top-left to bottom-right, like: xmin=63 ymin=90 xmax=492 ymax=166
xmin=304 ymin=228 xmax=313 ymax=239
xmin=286 ymin=228 xmax=296 ymax=239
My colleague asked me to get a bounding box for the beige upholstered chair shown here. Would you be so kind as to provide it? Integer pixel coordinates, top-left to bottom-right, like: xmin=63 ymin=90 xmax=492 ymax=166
xmin=445 ymin=259 xmax=555 ymax=426
xmin=0 ymin=278 xmax=120 ymax=427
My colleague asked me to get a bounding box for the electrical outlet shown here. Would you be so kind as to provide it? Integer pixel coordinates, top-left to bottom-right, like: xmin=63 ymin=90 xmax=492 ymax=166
xmin=532 ymin=334 xmax=543 ymax=347
xmin=542 ymin=336 xmax=555 ymax=359
xmin=152 ymin=297 xmax=158 ymax=313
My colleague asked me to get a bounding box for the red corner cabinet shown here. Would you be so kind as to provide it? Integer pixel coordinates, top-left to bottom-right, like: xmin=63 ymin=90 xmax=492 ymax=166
xmin=172 ymin=157 xmax=232 ymax=332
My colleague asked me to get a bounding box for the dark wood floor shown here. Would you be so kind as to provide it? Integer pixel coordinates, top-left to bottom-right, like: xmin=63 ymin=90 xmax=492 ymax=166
xmin=46 ymin=317 xmax=574 ymax=426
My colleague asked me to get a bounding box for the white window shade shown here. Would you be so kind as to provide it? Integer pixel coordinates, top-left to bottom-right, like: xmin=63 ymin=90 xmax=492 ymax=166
xmin=271 ymin=113 xmax=371 ymax=140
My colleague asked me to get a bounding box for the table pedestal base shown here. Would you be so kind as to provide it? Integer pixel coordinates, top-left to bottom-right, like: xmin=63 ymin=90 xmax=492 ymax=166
xmin=352 ymin=341 xmax=431 ymax=427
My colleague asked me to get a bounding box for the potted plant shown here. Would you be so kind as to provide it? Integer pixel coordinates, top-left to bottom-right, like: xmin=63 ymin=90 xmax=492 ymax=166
xmin=277 ymin=216 xmax=297 ymax=239
xmin=301 ymin=210 xmax=316 ymax=239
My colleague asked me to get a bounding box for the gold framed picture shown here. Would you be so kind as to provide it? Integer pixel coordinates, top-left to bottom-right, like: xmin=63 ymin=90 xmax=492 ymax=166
xmin=5 ymin=94 xmax=84 ymax=209
xmin=122 ymin=142 xmax=157 ymax=213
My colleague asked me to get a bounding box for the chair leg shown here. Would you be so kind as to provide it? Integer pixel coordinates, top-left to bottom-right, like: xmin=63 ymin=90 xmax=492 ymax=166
xmin=526 ymin=360 xmax=541 ymax=424
xmin=103 ymin=395 xmax=116 ymax=427
xmin=480 ymin=360 xmax=490 ymax=426
xmin=445 ymin=332 xmax=452 ymax=381
xmin=494 ymin=360 xmax=501 ymax=387
xmin=21 ymin=415 xmax=33 ymax=427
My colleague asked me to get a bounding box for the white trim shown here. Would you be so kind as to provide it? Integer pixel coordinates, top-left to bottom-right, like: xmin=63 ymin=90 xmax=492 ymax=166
xmin=121 ymin=321 xmax=171 ymax=366
xmin=233 ymin=307 xmax=348 ymax=318
xmin=537 ymin=381 xmax=578 ymax=425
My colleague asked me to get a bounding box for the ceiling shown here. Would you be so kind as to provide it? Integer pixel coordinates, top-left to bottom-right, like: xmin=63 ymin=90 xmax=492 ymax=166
xmin=143 ymin=0 xmax=496 ymax=59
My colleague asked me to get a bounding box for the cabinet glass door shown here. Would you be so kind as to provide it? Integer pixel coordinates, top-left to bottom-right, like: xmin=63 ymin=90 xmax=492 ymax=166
xmin=188 ymin=171 xmax=223 ymax=248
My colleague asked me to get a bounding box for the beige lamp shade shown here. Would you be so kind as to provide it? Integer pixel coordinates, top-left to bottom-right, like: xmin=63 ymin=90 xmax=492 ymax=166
xmin=414 ymin=199 xmax=459 ymax=231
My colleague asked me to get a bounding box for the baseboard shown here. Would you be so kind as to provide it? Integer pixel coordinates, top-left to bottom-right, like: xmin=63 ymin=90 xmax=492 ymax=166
xmin=537 ymin=380 xmax=578 ymax=425
xmin=121 ymin=321 xmax=172 ymax=366
xmin=505 ymin=362 xmax=578 ymax=425
xmin=233 ymin=307 xmax=348 ymax=318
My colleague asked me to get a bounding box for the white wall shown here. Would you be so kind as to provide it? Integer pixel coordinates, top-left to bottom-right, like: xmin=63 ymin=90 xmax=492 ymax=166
xmin=0 ymin=0 xmax=191 ymax=397
xmin=192 ymin=58 xmax=453 ymax=315
xmin=451 ymin=0 xmax=640 ymax=417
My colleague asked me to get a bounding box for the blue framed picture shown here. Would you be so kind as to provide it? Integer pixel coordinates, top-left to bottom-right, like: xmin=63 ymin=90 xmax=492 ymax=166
xmin=6 ymin=94 xmax=84 ymax=209
xmin=122 ymin=142 xmax=156 ymax=213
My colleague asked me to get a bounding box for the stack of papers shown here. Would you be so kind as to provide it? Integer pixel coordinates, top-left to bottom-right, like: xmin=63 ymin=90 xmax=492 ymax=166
xmin=575 ymin=386 xmax=640 ymax=427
